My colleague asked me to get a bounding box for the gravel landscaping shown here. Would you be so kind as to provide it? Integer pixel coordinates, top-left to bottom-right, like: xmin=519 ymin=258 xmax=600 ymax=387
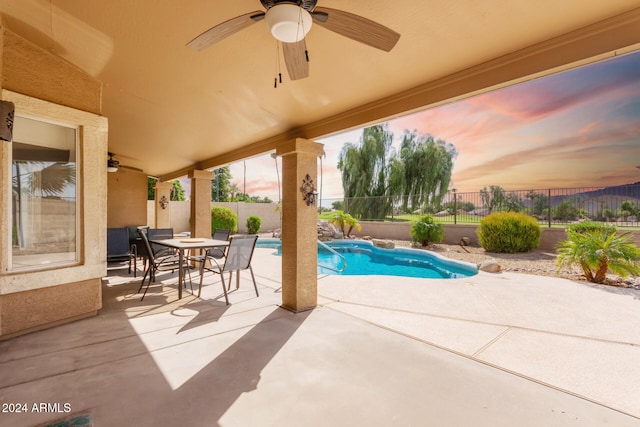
xmin=392 ymin=240 xmax=640 ymax=289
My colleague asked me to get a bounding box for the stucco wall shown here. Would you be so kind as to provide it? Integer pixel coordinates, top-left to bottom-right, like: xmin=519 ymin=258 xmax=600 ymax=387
xmin=107 ymin=168 xmax=148 ymax=228
xmin=355 ymin=221 xmax=640 ymax=252
xmin=147 ymin=201 xmax=281 ymax=234
xmin=0 ymin=26 xmax=106 ymax=340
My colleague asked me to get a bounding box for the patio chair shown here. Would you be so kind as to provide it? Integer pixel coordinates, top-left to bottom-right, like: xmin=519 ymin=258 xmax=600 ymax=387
xmin=147 ymin=227 xmax=175 ymax=258
xmin=188 ymin=228 xmax=231 ymax=266
xmin=128 ymin=225 xmax=149 ymax=260
xmin=137 ymin=228 xmax=192 ymax=301
xmin=197 ymin=234 xmax=259 ymax=303
xmin=107 ymin=227 xmax=137 ymax=277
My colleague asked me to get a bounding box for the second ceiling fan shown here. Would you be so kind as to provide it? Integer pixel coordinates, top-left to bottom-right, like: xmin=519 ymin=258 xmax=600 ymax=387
xmin=187 ymin=0 xmax=400 ymax=81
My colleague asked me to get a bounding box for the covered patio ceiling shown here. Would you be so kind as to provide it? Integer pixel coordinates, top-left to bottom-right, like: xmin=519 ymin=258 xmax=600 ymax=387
xmin=1 ymin=0 xmax=640 ymax=180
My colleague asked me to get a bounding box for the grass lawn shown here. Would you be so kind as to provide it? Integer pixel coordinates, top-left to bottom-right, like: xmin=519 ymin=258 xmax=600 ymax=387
xmin=318 ymin=211 xmax=640 ymax=230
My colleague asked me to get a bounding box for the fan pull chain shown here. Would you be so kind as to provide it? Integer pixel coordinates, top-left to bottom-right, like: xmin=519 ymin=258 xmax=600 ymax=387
xmin=274 ymin=41 xmax=283 ymax=88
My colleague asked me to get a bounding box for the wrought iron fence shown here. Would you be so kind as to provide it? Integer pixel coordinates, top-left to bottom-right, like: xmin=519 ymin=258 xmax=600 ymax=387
xmin=320 ymin=183 xmax=640 ymax=227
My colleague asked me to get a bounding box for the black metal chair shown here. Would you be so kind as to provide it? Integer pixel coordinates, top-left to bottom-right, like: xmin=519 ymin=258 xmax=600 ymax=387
xmin=128 ymin=225 xmax=149 ymax=261
xmin=107 ymin=227 xmax=137 ymax=277
xmin=137 ymin=228 xmax=191 ymax=301
xmin=197 ymin=234 xmax=259 ymax=303
xmin=147 ymin=227 xmax=175 ymax=258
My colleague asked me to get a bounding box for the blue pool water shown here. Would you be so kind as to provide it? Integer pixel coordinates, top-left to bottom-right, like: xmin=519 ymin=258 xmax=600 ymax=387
xmin=256 ymin=238 xmax=477 ymax=279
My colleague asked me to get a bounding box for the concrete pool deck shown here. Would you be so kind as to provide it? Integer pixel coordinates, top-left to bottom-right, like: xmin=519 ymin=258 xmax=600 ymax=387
xmin=1 ymin=247 xmax=639 ymax=426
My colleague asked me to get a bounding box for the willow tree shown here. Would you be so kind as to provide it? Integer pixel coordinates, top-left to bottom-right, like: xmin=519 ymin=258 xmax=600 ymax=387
xmin=397 ymin=130 xmax=456 ymax=213
xmin=337 ymin=125 xmax=394 ymax=219
xmin=337 ymin=125 xmax=457 ymax=219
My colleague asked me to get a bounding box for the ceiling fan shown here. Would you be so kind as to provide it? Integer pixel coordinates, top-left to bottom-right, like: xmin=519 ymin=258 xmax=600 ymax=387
xmin=187 ymin=0 xmax=400 ymax=81
xmin=107 ymin=152 xmax=142 ymax=173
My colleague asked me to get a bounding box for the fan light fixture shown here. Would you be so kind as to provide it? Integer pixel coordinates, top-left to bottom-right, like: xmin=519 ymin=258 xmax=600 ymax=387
xmin=264 ymin=3 xmax=312 ymax=43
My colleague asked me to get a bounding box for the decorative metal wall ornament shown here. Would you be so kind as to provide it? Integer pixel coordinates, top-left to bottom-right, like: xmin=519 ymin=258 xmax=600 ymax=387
xmin=300 ymin=173 xmax=318 ymax=206
xmin=0 ymin=100 xmax=15 ymax=142
xmin=159 ymin=195 xmax=169 ymax=209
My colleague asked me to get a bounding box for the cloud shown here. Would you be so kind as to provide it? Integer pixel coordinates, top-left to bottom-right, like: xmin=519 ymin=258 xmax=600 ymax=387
xmin=225 ymin=52 xmax=640 ymax=198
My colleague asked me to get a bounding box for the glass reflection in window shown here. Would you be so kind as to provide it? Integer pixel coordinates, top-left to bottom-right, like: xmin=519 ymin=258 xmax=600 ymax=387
xmin=11 ymin=116 xmax=78 ymax=270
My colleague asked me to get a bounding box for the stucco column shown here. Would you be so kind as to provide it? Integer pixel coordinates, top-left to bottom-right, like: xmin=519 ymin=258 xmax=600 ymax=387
xmin=276 ymin=138 xmax=324 ymax=312
xmin=154 ymin=181 xmax=173 ymax=228
xmin=189 ymin=169 xmax=214 ymax=238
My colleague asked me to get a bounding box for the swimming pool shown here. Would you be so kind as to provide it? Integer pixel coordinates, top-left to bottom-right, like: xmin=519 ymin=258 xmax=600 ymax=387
xmin=256 ymin=238 xmax=477 ymax=279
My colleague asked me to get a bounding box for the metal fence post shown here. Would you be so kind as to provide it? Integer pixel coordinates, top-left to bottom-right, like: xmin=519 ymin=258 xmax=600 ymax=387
xmin=453 ymin=189 xmax=457 ymax=225
xmin=548 ymin=188 xmax=552 ymax=228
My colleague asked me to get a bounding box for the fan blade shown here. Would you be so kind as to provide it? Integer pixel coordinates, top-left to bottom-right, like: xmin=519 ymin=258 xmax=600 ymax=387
xmin=282 ymin=39 xmax=309 ymax=80
xmin=187 ymin=11 xmax=265 ymax=51
xmin=311 ymin=7 xmax=399 ymax=52
xmin=120 ymin=164 xmax=144 ymax=173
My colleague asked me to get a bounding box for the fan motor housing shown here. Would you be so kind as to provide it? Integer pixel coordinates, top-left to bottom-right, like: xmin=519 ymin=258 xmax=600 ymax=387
xmin=260 ymin=0 xmax=318 ymax=12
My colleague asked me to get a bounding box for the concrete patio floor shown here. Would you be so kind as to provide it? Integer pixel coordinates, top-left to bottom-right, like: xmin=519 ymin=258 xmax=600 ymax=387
xmin=1 ymin=247 xmax=639 ymax=426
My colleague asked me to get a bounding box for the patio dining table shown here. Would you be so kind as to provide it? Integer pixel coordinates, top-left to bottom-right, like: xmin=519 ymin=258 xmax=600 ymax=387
xmin=148 ymin=237 xmax=229 ymax=299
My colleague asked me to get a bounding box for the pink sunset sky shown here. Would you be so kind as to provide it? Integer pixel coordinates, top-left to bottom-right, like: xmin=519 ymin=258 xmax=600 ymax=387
xmin=227 ymin=50 xmax=640 ymax=202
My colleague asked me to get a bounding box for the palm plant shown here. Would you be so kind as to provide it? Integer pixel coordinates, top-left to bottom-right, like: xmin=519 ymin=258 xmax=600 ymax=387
xmin=557 ymin=229 xmax=640 ymax=283
xmin=329 ymin=210 xmax=361 ymax=237
xmin=344 ymin=214 xmax=362 ymax=237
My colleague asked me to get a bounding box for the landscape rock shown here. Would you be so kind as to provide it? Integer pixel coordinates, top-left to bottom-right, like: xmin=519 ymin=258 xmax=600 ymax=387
xmin=317 ymin=220 xmax=339 ymax=241
xmin=477 ymin=259 xmax=502 ymax=273
xmin=372 ymin=239 xmax=395 ymax=249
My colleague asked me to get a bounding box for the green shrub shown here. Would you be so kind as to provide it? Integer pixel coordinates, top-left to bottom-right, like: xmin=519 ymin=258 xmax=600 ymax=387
xmin=211 ymin=206 xmax=238 ymax=234
xmin=567 ymin=221 xmax=616 ymax=237
xmin=246 ymin=215 xmax=262 ymax=234
xmin=477 ymin=212 xmax=540 ymax=253
xmin=601 ymin=207 xmax=617 ymax=221
xmin=553 ymin=200 xmax=579 ymax=221
xmin=410 ymin=214 xmax=444 ymax=246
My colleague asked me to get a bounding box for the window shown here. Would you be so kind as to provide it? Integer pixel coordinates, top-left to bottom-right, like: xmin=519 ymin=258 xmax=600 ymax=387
xmin=10 ymin=116 xmax=78 ymax=270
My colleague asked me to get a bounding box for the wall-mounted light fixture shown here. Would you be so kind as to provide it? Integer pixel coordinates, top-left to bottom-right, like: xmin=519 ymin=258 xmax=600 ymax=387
xmin=300 ymin=173 xmax=318 ymax=206
xmin=0 ymin=100 xmax=15 ymax=142
xmin=107 ymin=152 xmax=119 ymax=173
xmin=159 ymin=195 xmax=169 ymax=209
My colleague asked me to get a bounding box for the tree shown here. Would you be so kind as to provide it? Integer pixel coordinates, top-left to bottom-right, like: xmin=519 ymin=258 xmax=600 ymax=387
xmin=147 ymin=177 xmax=185 ymax=201
xmin=338 ymin=124 xmax=394 ymax=219
xmin=621 ymin=200 xmax=639 ymax=217
xmin=504 ymin=192 xmax=524 ymax=212
xmin=337 ymin=124 xmax=456 ymax=219
xmin=526 ymin=190 xmax=549 ymax=217
xmin=331 ymin=200 xmax=344 ymax=211
xmin=480 ymin=185 xmax=506 ymax=213
xmin=147 ymin=177 xmax=157 ymax=200
xmin=396 ymin=130 xmax=456 ymax=213
xmin=211 ymin=166 xmax=232 ymax=202
xmin=553 ymin=199 xmax=579 ymax=221
xmin=170 ymin=180 xmax=185 ymax=201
